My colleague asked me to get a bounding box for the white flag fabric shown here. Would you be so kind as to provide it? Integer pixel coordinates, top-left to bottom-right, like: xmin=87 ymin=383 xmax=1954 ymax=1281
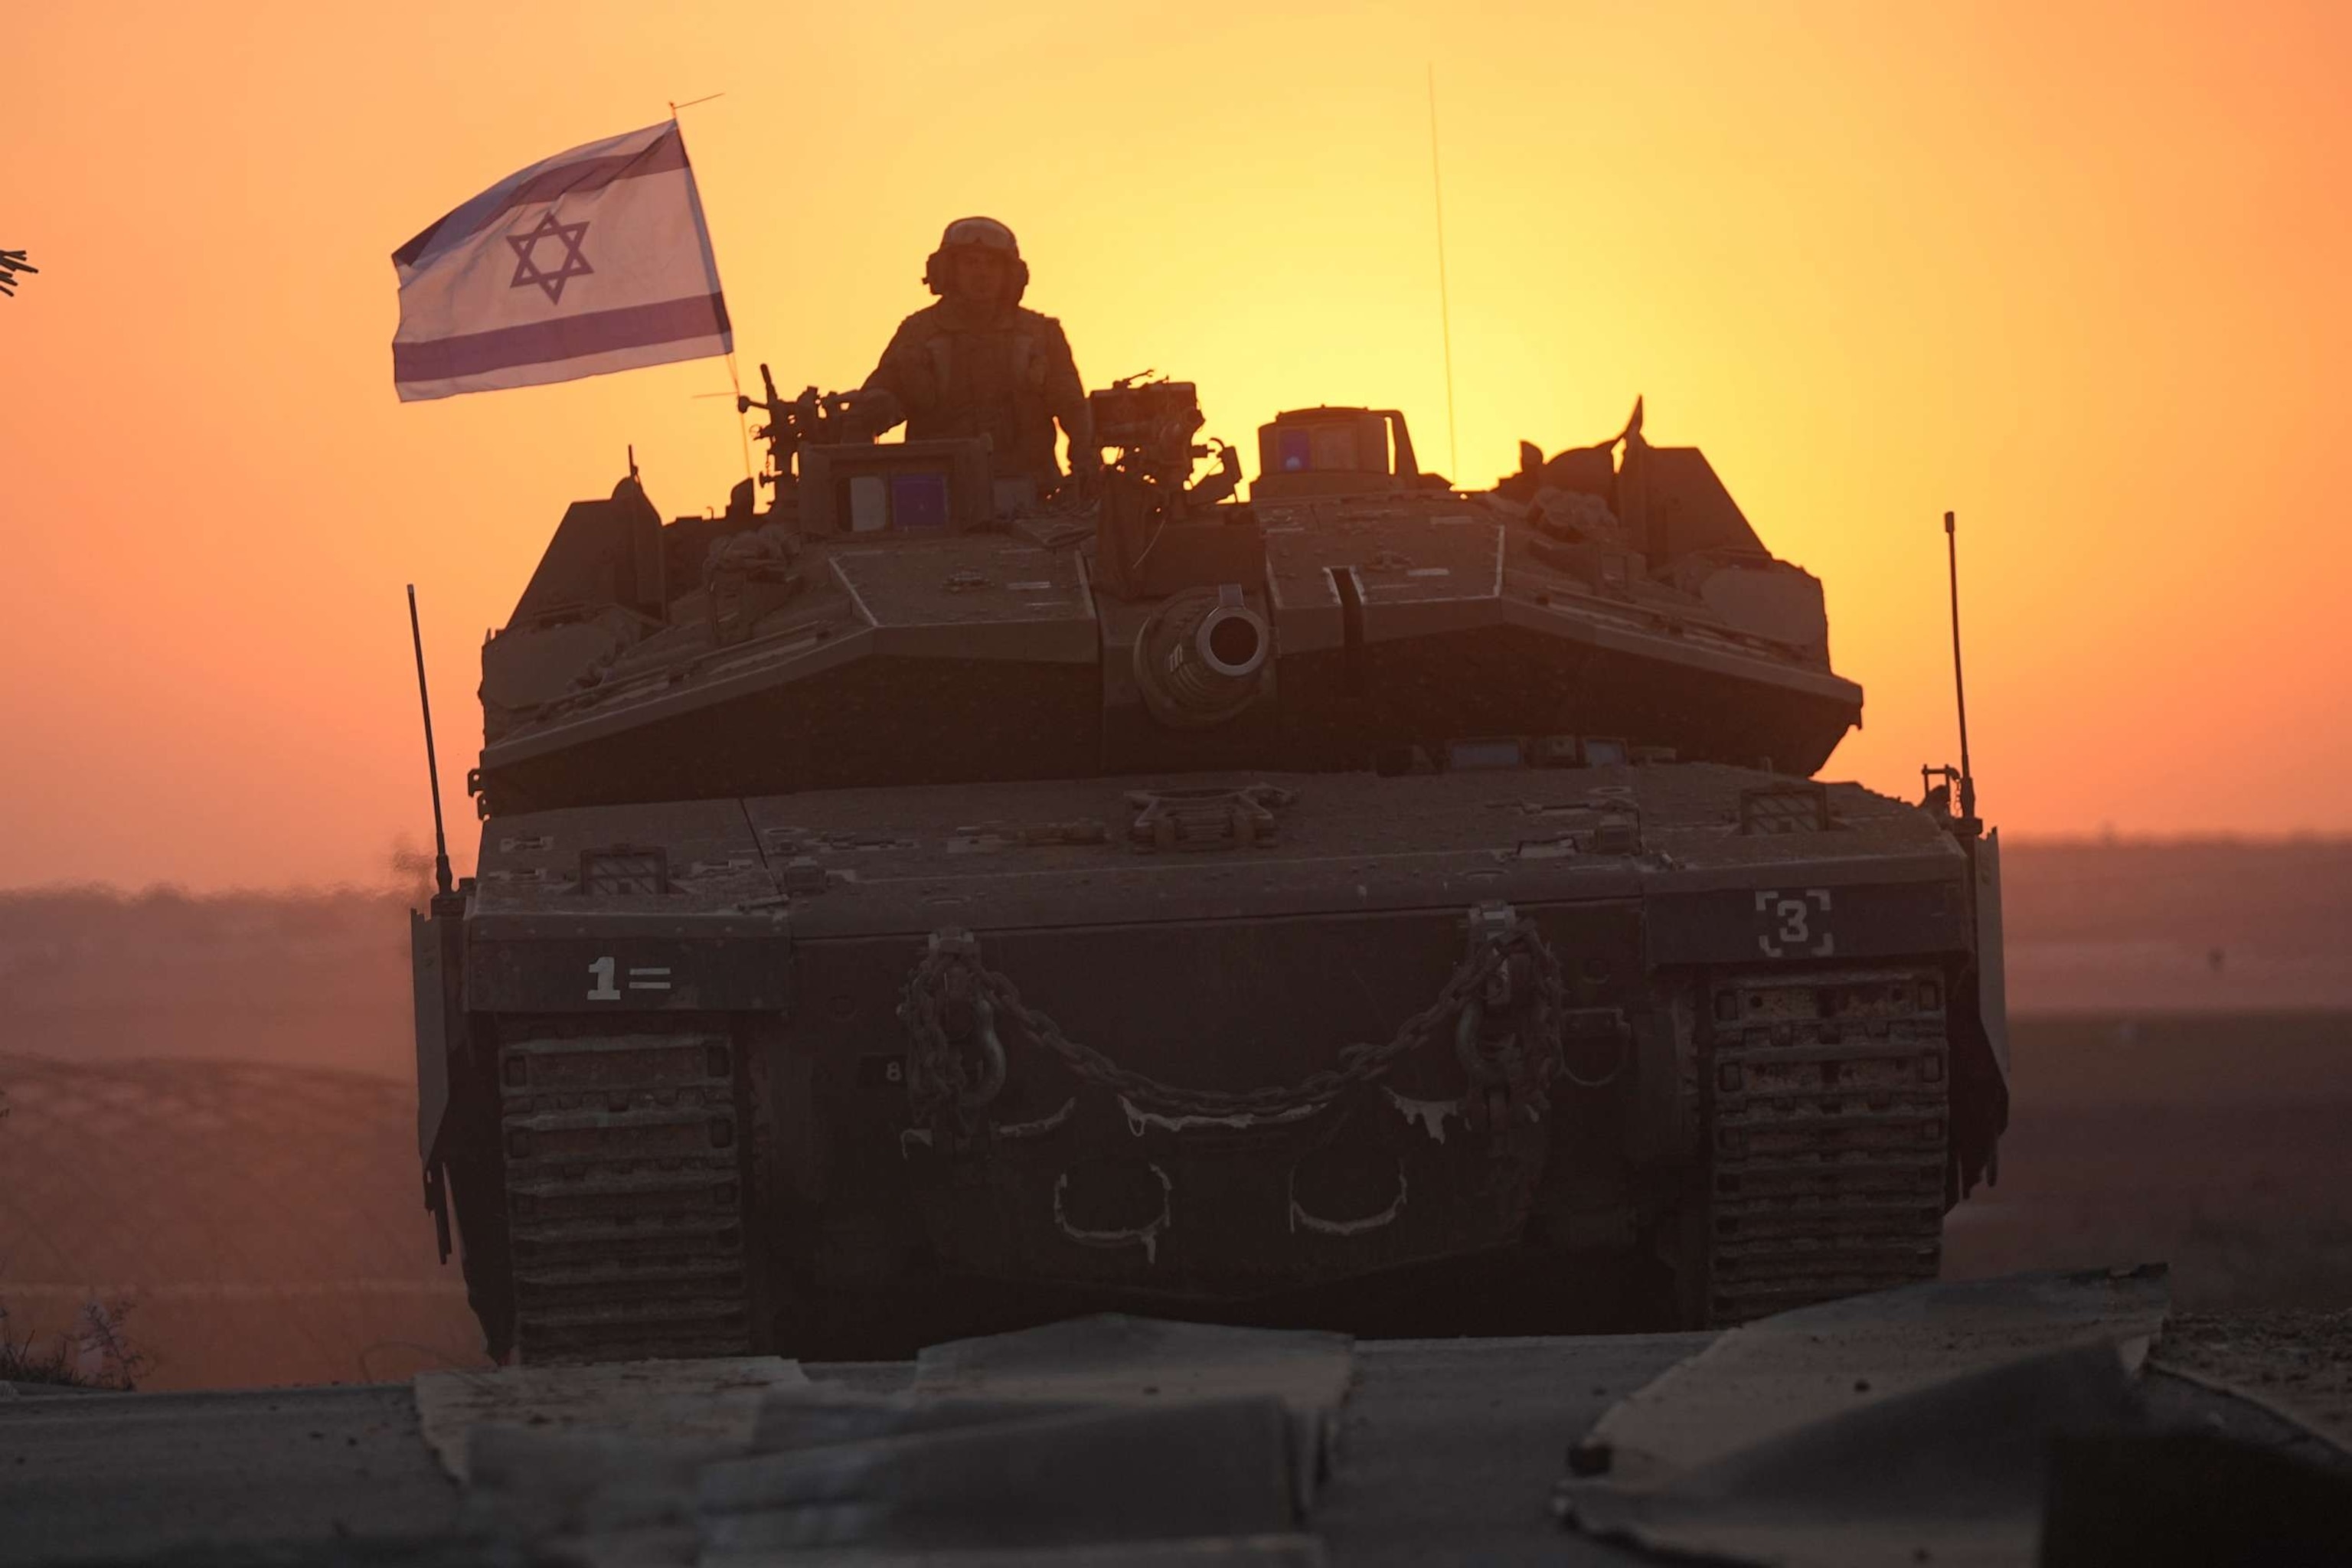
xmin=390 ymin=122 xmax=731 ymax=401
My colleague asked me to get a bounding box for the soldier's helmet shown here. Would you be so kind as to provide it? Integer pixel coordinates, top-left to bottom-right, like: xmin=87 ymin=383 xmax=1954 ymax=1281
xmin=923 ymin=216 xmax=1030 ymax=305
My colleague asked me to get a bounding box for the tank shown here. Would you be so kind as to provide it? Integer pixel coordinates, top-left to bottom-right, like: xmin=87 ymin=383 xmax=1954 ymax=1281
xmin=411 ymin=372 xmax=2010 ymax=1364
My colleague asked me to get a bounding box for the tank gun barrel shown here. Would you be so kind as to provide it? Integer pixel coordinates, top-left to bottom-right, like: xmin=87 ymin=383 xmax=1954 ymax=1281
xmin=1133 ymin=585 xmax=1270 ymax=730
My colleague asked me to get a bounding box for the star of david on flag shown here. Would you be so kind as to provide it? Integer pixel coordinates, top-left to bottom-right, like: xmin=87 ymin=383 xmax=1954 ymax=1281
xmin=507 ymin=212 xmax=594 ymax=302
xmin=390 ymin=122 xmax=730 ymax=401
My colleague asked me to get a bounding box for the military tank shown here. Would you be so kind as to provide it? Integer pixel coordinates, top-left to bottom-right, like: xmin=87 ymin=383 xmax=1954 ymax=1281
xmin=411 ymin=371 xmax=2009 ymax=1364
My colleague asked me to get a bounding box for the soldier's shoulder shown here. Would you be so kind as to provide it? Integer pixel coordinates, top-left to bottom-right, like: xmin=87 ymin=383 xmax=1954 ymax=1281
xmin=887 ymin=302 xmax=952 ymax=340
xmin=1014 ymin=305 xmax=1069 ymax=335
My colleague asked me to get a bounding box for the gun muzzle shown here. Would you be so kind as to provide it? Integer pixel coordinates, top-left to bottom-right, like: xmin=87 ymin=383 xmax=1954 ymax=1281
xmin=1135 ymin=584 xmax=1271 ymax=729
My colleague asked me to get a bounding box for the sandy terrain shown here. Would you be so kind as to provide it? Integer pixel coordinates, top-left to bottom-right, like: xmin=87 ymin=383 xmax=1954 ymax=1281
xmin=3 ymin=1008 xmax=2344 ymax=1391
xmin=2 ymin=844 xmax=2347 ymax=1390
xmin=2156 ymin=1309 xmax=2352 ymax=1451
xmin=0 ymin=1055 xmax=480 ymax=1388
xmin=1942 ymin=1012 xmax=2352 ymax=1311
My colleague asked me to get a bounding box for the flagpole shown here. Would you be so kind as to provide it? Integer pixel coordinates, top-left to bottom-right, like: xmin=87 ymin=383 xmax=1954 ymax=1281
xmin=669 ymin=94 xmax=756 ymax=493
xmin=724 ymin=354 xmax=754 ymax=488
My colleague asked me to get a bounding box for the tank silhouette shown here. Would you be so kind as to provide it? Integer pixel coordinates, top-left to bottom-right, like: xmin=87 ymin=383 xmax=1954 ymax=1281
xmin=413 ymin=371 xmax=2010 ymax=1364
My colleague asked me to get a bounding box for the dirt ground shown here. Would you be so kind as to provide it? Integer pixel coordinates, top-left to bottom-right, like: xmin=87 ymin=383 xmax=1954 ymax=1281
xmin=1939 ymin=1012 xmax=2352 ymax=1312
xmin=2 ymin=1010 xmax=2347 ymax=1391
xmin=2154 ymin=1309 xmax=2352 ymax=1451
xmin=4 ymin=858 xmax=2348 ymax=1389
xmin=1941 ymin=1010 xmax=2352 ymax=1450
xmin=0 ymin=1056 xmax=481 ymax=1389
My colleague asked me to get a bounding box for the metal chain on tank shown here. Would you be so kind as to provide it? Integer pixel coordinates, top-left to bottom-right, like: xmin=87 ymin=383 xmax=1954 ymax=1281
xmin=897 ymin=902 xmax=1568 ymax=1127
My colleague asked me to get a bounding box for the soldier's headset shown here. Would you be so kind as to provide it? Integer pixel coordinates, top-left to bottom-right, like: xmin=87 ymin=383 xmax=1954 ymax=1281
xmin=923 ymin=217 xmax=1030 ymax=305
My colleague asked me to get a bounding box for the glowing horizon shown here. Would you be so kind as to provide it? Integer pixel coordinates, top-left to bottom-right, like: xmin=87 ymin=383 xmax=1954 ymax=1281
xmin=5 ymin=0 xmax=2349 ymax=889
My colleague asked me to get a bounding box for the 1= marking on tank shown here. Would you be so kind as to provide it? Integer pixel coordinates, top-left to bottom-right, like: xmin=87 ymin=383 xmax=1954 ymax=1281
xmin=586 ymin=956 xmax=673 ymax=999
xmin=1753 ymin=888 xmax=1836 ymax=958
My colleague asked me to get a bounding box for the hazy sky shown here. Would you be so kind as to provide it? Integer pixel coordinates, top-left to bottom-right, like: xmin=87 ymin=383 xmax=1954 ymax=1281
xmin=5 ymin=0 xmax=2348 ymax=889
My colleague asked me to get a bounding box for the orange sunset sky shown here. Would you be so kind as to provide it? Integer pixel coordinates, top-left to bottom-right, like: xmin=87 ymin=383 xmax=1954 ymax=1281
xmin=5 ymin=0 xmax=2349 ymax=890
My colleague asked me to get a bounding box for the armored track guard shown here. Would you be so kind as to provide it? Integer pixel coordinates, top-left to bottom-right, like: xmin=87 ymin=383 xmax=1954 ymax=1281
xmin=416 ymin=761 xmax=2003 ymax=1361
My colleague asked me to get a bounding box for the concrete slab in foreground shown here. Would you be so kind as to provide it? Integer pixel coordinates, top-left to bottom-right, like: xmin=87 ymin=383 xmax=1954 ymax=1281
xmin=2 ymin=1334 xmax=1694 ymax=1567
xmin=4 ymin=1285 xmax=2345 ymax=1568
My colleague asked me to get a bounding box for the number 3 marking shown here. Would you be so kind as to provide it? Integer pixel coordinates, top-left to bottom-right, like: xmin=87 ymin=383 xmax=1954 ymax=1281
xmin=1776 ymin=898 xmax=1811 ymax=946
xmin=587 ymin=956 xmax=621 ymax=1001
xmin=1755 ymin=888 xmax=1837 ymax=958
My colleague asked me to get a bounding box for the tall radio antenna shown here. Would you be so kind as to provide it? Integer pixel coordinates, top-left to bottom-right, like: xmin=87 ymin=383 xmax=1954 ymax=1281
xmin=405 ymin=585 xmax=453 ymax=898
xmin=1426 ymin=64 xmax=1460 ymax=481
xmin=1944 ymin=511 xmax=1978 ymax=825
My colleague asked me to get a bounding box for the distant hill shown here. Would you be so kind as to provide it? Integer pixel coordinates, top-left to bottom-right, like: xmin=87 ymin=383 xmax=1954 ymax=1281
xmin=0 ymin=887 xmax=418 ymax=1078
xmin=1998 ymin=838 xmax=2352 ymax=1011
xmin=1 ymin=840 xmax=2347 ymax=1085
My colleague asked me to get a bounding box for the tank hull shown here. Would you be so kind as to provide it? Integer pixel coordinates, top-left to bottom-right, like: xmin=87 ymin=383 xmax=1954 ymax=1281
xmin=416 ymin=761 xmax=2004 ymax=1364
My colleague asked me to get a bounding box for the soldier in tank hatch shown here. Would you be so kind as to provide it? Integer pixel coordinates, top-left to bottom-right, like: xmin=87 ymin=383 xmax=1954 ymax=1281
xmin=851 ymin=217 xmax=1096 ymax=498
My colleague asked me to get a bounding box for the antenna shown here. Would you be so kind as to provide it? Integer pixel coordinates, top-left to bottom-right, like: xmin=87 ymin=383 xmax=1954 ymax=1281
xmin=722 ymin=352 xmax=756 ymax=488
xmin=1944 ymin=511 xmax=1978 ymax=823
xmin=665 ymin=93 xmax=758 ymax=490
xmin=1426 ymin=64 xmax=1460 ymax=482
xmin=406 ymin=585 xmax=454 ymax=898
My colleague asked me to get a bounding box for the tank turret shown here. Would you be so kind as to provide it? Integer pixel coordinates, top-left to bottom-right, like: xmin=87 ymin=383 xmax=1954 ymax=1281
xmin=462 ymin=376 xmax=1860 ymax=818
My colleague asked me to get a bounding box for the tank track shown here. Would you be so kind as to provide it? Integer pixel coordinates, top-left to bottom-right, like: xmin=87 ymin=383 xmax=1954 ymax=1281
xmin=1701 ymin=969 xmax=1951 ymax=1325
xmin=495 ymin=1020 xmax=755 ymax=1362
